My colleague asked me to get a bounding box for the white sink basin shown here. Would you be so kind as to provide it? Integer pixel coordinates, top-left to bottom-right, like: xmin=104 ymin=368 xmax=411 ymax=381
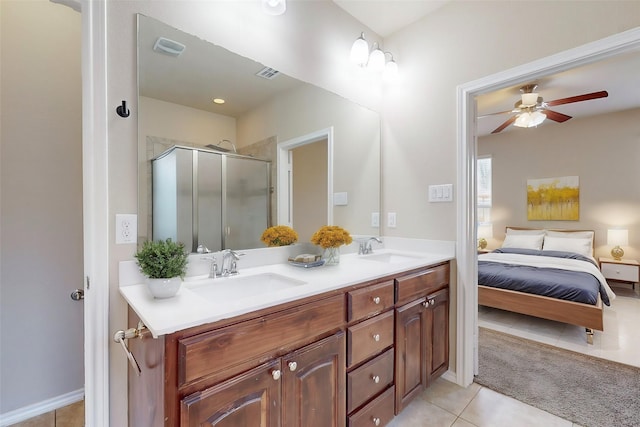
xmin=360 ymin=252 xmax=422 ymax=264
xmin=188 ymin=272 xmax=307 ymax=303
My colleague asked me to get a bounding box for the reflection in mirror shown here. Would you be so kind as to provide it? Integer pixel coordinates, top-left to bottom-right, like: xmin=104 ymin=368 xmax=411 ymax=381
xmin=137 ymin=14 xmax=380 ymax=251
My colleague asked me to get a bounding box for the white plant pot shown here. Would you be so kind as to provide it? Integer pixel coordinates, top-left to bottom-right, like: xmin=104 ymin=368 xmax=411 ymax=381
xmin=146 ymin=276 xmax=182 ymax=299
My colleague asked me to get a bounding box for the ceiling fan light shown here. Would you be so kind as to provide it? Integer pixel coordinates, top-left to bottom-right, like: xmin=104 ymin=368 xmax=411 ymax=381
xmin=521 ymin=92 xmax=539 ymax=107
xmin=530 ymin=110 xmax=546 ymax=126
xmin=350 ymin=33 xmax=369 ymax=66
xmin=513 ymin=112 xmax=531 ymax=128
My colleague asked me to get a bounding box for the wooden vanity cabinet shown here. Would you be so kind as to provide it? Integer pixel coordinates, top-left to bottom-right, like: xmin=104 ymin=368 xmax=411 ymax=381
xmin=128 ymin=260 xmax=451 ymax=427
xmin=394 ymin=263 xmax=450 ymax=414
xmin=346 ymin=280 xmax=395 ymax=427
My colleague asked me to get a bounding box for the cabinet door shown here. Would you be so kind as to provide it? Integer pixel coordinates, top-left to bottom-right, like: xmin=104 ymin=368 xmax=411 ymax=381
xmin=426 ymin=288 xmax=449 ymax=383
xmin=282 ymin=332 xmax=346 ymax=427
xmin=181 ymin=359 xmax=282 ymax=427
xmin=394 ymin=298 xmax=427 ymax=414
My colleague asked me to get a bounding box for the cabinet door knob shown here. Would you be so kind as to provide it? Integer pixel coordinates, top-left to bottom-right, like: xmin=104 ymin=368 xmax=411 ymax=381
xmin=372 ymin=375 xmax=380 ymax=384
xmin=288 ymin=361 xmax=297 ymax=372
xmin=372 ymin=417 xmax=381 ymax=426
xmin=372 ymin=333 xmax=380 ymax=342
xmin=422 ymin=301 xmax=429 ymax=308
xmin=372 ymin=296 xmax=381 ymax=304
xmin=272 ymin=369 xmax=281 ymax=380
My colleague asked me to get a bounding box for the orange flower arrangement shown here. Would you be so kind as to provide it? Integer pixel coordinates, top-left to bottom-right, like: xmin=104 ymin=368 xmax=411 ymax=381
xmin=261 ymin=225 xmax=299 ymax=247
xmin=310 ymin=225 xmax=353 ymax=249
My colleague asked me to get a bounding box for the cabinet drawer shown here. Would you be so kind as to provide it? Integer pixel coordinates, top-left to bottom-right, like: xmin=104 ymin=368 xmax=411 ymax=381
xmin=396 ymin=263 xmax=449 ymax=305
xmin=601 ymin=263 xmax=639 ymax=282
xmin=347 ymin=310 xmax=394 ymax=368
xmin=178 ymin=294 xmax=344 ymax=387
xmin=347 ymin=281 xmax=394 ymax=323
xmin=347 ymin=348 xmax=394 ymax=413
xmin=348 ymin=386 xmax=395 ymax=427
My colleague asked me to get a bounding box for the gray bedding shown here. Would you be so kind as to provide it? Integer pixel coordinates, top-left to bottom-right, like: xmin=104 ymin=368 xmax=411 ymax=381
xmin=478 ymin=248 xmax=610 ymax=306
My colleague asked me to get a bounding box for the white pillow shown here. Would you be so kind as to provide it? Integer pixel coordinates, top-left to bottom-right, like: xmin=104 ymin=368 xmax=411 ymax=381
xmin=545 ymin=230 xmax=594 ymax=241
xmin=542 ymin=236 xmax=592 ymax=257
xmin=506 ymin=227 xmax=546 ymax=236
xmin=502 ymin=234 xmax=544 ymax=250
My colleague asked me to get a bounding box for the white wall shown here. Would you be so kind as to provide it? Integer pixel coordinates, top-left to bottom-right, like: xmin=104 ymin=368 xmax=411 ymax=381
xmin=0 ymin=0 xmax=83 ymax=416
xmin=479 ymin=108 xmax=640 ymax=260
xmin=103 ymin=1 xmax=640 ymax=423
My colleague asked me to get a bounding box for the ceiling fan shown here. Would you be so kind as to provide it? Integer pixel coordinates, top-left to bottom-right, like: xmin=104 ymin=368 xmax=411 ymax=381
xmin=483 ymin=84 xmax=608 ymax=134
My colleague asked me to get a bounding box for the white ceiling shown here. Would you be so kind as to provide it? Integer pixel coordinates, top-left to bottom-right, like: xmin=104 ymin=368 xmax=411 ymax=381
xmin=333 ymin=1 xmax=640 ymax=137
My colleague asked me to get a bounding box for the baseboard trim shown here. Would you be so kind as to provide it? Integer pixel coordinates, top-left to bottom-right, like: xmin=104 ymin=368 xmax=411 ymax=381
xmin=441 ymin=369 xmax=457 ymax=384
xmin=0 ymin=388 xmax=84 ymax=427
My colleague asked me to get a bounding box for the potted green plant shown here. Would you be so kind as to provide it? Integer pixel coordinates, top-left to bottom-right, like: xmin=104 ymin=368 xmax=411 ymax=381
xmin=134 ymin=238 xmax=189 ymax=298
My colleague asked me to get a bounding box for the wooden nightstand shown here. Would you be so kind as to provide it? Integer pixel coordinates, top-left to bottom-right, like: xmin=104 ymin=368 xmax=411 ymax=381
xmin=599 ymin=257 xmax=640 ymax=289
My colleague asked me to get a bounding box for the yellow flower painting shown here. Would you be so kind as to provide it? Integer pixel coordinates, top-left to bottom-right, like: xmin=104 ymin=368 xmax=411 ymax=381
xmin=527 ymin=176 xmax=579 ymax=221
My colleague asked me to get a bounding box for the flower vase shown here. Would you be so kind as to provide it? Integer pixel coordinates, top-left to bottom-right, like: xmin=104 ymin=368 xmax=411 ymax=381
xmin=322 ymin=246 xmax=340 ymax=266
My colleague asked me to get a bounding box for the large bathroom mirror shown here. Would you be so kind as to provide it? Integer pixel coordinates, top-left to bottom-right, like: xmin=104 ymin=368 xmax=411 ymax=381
xmin=137 ymin=15 xmax=381 ymax=252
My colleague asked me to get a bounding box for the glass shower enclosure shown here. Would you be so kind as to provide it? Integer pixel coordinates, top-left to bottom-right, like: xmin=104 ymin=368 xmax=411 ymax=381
xmin=152 ymin=146 xmax=271 ymax=252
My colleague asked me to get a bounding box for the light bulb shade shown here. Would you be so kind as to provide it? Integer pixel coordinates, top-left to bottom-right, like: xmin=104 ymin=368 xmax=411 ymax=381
xmin=350 ymin=35 xmax=369 ymax=66
xmin=368 ymin=47 xmax=385 ymax=73
xmin=514 ymin=111 xmax=546 ymax=128
xmin=521 ymin=93 xmax=539 ymax=106
xmin=384 ymin=58 xmax=398 ymax=80
xmin=262 ymin=0 xmax=286 ymax=15
xmin=608 ymin=229 xmax=629 ymax=246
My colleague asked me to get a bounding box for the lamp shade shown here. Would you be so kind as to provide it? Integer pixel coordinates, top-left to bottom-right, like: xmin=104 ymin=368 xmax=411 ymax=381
xmin=478 ymin=223 xmax=493 ymax=239
xmin=608 ymin=229 xmax=628 ymax=246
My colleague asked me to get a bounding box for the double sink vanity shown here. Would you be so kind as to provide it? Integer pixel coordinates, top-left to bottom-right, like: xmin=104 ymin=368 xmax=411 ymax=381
xmin=120 ymin=245 xmax=454 ymax=426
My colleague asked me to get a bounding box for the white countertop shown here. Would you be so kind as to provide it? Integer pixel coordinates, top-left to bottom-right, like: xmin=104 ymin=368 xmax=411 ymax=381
xmin=120 ymin=245 xmax=454 ymax=338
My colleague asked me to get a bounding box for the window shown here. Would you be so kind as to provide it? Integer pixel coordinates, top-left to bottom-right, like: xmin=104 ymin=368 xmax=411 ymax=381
xmin=477 ymin=156 xmax=492 ymax=223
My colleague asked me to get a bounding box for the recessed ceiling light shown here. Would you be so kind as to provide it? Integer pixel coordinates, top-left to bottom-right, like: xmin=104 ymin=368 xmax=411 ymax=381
xmin=212 ymin=98 xmax=225 ymax=104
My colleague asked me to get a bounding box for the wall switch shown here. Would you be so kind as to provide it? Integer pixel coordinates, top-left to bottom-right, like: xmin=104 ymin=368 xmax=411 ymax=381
xmin=116 ymin=214 xmax=137 ymax=244
xmin=371 ymin=212 xmax=380 ymax=227
xmin=333 ymin=192 xmax=348 ymax=206
xmin=428 ymin=184 xmax=454 ymax=202
xmin=387 ymin=212 xmax=397 ymax=228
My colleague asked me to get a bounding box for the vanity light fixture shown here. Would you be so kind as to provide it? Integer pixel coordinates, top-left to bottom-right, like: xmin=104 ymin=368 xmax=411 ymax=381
xmin=350 ymin=33 xmax=398 ymax=79
xmin=608 ymin=228 xmax=628 ymax=260
xmin=262 ymin=0 xmax=286 ymax=15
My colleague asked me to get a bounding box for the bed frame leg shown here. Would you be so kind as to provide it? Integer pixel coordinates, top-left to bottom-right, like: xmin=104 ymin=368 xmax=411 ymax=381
xmin=586 ymin=328 xmax=594 ymax=345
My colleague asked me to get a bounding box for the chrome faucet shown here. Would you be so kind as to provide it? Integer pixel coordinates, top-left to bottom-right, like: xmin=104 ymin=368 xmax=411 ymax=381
xmin=220 ymin=249 xmax=243 ymax=276
xmin=359 ymin=237 xmax=382 ymax=255
xmin=201 ymin=256 xmax=219 ymax=278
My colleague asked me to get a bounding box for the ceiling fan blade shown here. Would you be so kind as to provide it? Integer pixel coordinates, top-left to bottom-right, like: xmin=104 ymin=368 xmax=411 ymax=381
xmin=542 ymin=109 xmax=572 ymax=123
xmin=478 ymin=109 xmax=517 ymax=119
xmin=491 ymin=115 xmax=517 ymax=134
xmin=545 ymin=90 xmax=608 ymax=107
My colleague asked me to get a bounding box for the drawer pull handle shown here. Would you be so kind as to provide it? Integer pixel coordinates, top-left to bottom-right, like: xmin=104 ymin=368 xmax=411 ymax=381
xmin=272 ymin=369 xmax=281 ymax=380
xmin=288 ymin=361 xmax=297 ymax=372
xmin=372 ymin=296 xmax=381 ymax=304
xmin=372 ymin=417 xmax=381 ymax=426
xmin=372 ymin=375 xmax=380 ymax=383
xmin=372 ymin=333 xmax=380 ymax=342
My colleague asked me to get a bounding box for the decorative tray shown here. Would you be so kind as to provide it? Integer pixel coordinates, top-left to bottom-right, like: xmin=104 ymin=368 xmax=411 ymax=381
xmin=287 ymin=255 xmax=325 ymax=268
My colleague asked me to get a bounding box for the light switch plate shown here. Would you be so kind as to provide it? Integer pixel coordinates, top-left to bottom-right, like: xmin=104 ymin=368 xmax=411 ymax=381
xmin=334 ymin=192 xmax=348 ymax=206
xmin=428 ymin=184 xmax=454 ymax=202
xmin=371 ymin=212 xmax=380 ymax=227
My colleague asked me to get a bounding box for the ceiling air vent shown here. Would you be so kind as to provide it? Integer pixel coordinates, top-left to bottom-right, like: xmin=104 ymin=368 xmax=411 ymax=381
xmin=153 ymin=37 xmax=186 ymax=57
xmin=255 ymin=67 xmax=281 ymax=80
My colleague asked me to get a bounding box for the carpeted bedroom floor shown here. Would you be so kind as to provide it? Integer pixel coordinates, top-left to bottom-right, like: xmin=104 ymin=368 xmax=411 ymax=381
xmin=478 ymin=282 xmax=640 ymax=368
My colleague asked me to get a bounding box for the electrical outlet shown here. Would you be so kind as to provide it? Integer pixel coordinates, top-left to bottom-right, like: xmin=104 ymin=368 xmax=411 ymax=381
xmin=371 ymin=212 xmax=380 ymax=227
xmin=388 ymin=212 xmax=397 ymax=228
xmin=116 ymin=214 xmax=137 ymax=244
